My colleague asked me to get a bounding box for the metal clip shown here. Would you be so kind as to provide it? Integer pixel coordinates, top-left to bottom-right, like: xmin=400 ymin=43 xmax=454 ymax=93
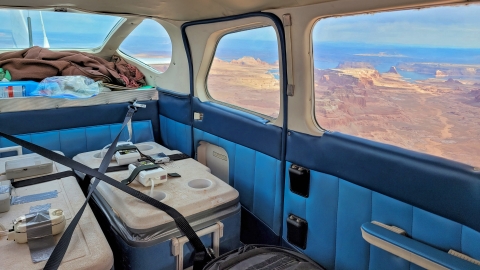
xmin=129 ymin=100 xmax=146 ymax=111
xmin=206 ymin=247 xmax=216 ymax=259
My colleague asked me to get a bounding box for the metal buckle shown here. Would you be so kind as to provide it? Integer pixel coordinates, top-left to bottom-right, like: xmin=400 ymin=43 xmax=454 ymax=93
xmin=206 ymin=247 xmax=216 ymax=259
xmin=128 ymin=100 xmax=146 ymax=111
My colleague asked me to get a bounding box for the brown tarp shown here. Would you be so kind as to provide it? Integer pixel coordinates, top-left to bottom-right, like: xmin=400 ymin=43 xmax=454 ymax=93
xmin=0 ymin=46 xmax=145 ymax=88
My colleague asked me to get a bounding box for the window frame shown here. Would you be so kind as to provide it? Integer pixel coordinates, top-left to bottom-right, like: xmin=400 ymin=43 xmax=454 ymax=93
xmin=309 ymin=3 xmax=475 ymax=132
xmin=309 ymin=4 xmax=480 ymax=167
xmin=116 ymin=18 xmax=173 ymax=74
xmin=205 ymin=25 xmax=282 ymax=121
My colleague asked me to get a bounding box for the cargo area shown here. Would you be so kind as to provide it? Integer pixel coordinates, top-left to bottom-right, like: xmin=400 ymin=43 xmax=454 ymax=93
xmin=1 ymin=2 xmax=480 ymax=270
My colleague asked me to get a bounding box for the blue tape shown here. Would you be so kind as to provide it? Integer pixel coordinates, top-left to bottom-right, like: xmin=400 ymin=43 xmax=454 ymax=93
xmin=0 ymin=185 xmax=10 ymax=194
xmin=11 ymin=190 xmax=58 ymax=205
xmin=30 ymin=203 xmax=52 ymax=213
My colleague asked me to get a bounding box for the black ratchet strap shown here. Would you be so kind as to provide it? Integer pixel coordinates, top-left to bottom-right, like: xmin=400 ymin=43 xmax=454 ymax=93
xmin=0 ymin=104 xmax=212 ymax=270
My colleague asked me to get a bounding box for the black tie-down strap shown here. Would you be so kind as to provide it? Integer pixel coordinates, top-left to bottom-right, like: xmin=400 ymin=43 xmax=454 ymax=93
xmin=115 ymin=144 xmax=156 ymax=163
xmin=115 ymin=144 xmax=191 ymax=163
xmin=121 ymin=163 xmax=159 ymax=185
xmin=0 ymin=111 xmax=212 ymax=270
xmin=13 ymin=165 xmax=130 ymax=190
xmin=11 ymin=170 xmax=77 ymax=188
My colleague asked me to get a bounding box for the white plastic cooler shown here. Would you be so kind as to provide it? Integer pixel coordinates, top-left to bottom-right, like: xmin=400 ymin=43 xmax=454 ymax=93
xmin=0 ymin=152 xmax=113 ymax=270
xmin=73 ymin=142 xmax=241 ymax=270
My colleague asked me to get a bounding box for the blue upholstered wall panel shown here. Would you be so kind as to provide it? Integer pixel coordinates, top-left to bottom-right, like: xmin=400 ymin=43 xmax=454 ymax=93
xmin=158 ymin=89 xmax=193 ymax=156
xmin=283 ymin=163 xmax=339 ymax=269
xmin=0 ymin=120 xmax=154 ymax=158
xmin=335 ymin=181 xmax=372 ymax=270
xmin=0 ymin=101 xmax=160 ymax=142
xmin=192 ymin=98 xmax=283 ymax=160
xmin=287 ymin=131 xmax=480 ymax=233
xmin=283 ymin=164 xmax=480 ymax=269
xmin=159 ymin=115 xmax=192 ymax=155
xmin=194 ymin=128 xmax=283 ymax=235
xmin=158 ymin=89 xmax=191 ymax=125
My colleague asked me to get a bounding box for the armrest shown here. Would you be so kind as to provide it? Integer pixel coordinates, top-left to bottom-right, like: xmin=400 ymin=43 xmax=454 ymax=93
xmin=361 ymin=222 xmax=480 ymax=270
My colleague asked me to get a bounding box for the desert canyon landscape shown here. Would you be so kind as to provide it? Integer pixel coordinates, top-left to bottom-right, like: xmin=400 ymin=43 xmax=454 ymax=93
xmin=207 ymin=56 xmax=280 ymax=118
xmin=315 ymin=61 xmax=480 ymax=167
xmin=205 ymin=55 xmax=479 ymax=167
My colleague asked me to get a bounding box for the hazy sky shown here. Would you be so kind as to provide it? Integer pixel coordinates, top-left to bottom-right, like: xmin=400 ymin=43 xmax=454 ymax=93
xmin=313 ymin=4 xmax=480 ymax=48
xmin=0 ymin=10 xmax=171 ymax=49
xmin=1 ymin=5 xmax=480 ymax=49
xmin=0 ymin=10 xmax=120 ymax=34
xmin=223 ymin=26 xmax=277 ymax=41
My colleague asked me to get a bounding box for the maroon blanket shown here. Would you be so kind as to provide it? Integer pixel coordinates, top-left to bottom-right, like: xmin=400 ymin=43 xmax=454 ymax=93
xmin=0 ymin=46 xmax=145 ymax=88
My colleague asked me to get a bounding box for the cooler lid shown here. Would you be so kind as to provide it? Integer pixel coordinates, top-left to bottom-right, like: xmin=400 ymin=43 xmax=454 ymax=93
xmin=73 ymin=142 xmax=240 ymax=232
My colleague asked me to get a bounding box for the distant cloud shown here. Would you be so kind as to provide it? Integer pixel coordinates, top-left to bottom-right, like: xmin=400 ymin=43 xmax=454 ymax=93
xmin=0 ymin=9 xmax=120 ymax=35
xmin=223 ymin=26 xmax=278 ymax=42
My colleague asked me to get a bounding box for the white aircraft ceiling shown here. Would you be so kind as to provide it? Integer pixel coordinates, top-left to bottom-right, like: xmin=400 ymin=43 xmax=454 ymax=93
xmin=0 ymin=0 xmax=337 ymax=21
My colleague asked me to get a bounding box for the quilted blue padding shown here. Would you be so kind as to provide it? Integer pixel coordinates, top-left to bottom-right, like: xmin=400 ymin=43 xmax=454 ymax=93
xmin=159 ymin=115 xmax=192 ymax=156
xmin=0 ymin=120 xmax=154 ymax=158
xmin=194 ymin=128 xmax=283 ymax=235
xmin=336 ymin=181 xmax=372 ymax=270
xmin=283 ymin=162 xmax=480 ymax=270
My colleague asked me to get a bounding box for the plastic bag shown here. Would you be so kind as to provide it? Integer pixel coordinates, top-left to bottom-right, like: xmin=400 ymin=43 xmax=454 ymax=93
xmin=31 ymin=76 xmax=100 ymax=99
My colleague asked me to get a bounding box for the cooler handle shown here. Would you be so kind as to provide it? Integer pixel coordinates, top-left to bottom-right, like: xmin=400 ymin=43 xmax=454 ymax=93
xmin=172 ymin=222 xmax=224 ymax=270
xmin=0 ymin=146 xmax=22 ymax=156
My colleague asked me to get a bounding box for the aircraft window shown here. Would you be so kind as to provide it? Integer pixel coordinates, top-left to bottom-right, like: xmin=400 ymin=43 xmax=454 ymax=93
xmin=0 ymin=9 xmax=122 ymax=49
xmin=119 ymin=19 xmax=172 ymax=73
xmin=312 ymin=5 xmax=480 ymax=167
xmin=207 ymin=26 xmax=280 ymax=119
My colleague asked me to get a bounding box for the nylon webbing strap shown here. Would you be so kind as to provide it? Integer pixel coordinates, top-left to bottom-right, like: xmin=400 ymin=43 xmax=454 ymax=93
xmin=115 ymin=144 xmax=156 ymax=163
xmin=0 ymin=106 xmax=211 ymax=269
xmin=116 ymin=145 xmax=191 ymax=163
xmin=121 ymin=164 xmax=159 ymax=185
xmin=44 ymin=106 xmax=136 ymax=270
xmin=11 ymin=170 xmax=76 ymax=188
xmin=115 ymin=145 xmax=138 ymax=151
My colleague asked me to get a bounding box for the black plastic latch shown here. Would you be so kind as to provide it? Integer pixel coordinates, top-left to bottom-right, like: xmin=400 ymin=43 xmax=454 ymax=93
xmin=289 ymin=164 xmax=310 ymax=197
xmin=287 ymin=214 xmax=308 ymax=249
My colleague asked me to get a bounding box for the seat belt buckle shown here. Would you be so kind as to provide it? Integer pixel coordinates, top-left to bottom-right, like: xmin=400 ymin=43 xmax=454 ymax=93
xmin=206 ymin=247 xmax=216 ymax=259
xmin=129 ymin=100 xmax=146 ymax=111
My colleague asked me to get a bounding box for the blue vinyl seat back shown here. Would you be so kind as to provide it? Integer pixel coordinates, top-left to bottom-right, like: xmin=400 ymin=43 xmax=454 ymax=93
xmin=192 ymin=98 xmax=284 ymax=237
xmin=285 ymin=131 xmax=480 ymax=269
xmin=284 ymin=163 xmax=480 ymax=270
xmin=158 ymin=90 xmax=285 ymax=239
xmin=194 ymin=128 xmax=283 ymax=235
xmin=158 ymin=89 xmax=193 ymax=156
xmin=160 ymin=115 xmax=192 ymax=156
xmin=0 ymin=120 xmax=154 ymax=158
